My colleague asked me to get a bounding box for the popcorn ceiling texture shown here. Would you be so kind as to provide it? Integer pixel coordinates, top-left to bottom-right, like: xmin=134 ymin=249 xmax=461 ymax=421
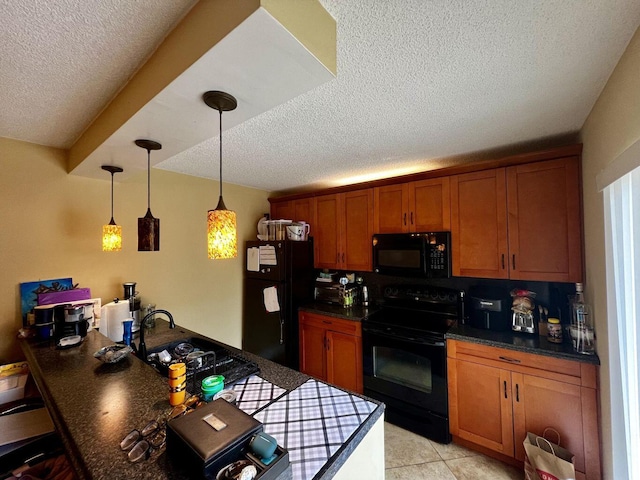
xmin=0 ymin=0 xmax=196 ymax=148
xmin=2 ymin=0 xmax=640 ymax=192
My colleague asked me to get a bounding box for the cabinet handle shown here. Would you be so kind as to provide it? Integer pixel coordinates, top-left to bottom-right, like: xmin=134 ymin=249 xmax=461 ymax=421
xmin=516 ymin=384 xmax=520 ymax=402
xmin=512 ymin=254 xmax=516 ymax=270
xmin=498 ymin=356 xmax=521 ymax=364
xmin=342 ymin=253 xmax=345 ymax=263
xmin=326 ymin=337 xmax=330 ymax=350
xmin=501 ymin=254 xmax=505 ymax=270
xmin=411 ymin=212 xmax=414 ymax=225
xmin=403 ymin=213 xmax=407 ymax=226
xmin=323 ymin=320 xmax=332 ymax=325
xmin=503 ymin=381 xmax=508 ymax=399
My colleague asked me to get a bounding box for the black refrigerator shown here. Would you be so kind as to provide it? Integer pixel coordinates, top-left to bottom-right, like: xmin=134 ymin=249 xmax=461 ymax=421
xmin=242 ymin=240 xmax=314 ymax=370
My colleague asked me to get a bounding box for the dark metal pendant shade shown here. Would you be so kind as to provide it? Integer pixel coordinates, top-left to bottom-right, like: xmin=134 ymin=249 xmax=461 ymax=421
xmin=135 ymin=139 xmax=162 ymax=251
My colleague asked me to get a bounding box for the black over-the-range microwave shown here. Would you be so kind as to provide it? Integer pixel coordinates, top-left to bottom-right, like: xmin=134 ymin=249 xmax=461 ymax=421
xmin=372 ymin=232 xmax=452 ymax=278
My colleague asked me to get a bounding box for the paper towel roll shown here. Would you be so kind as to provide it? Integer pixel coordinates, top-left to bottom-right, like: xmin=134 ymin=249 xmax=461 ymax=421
xmin=100 ymin=301 xmax=131 ymax=342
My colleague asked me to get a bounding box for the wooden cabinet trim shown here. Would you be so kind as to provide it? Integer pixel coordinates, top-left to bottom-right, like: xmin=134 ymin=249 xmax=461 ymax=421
xmin=269 ymin=144 xmax=582 ymax=202
xmin=299 ymin=312 xmax=362 ymax=337
xmin=451 ymin=340 xmax=582 ymax=378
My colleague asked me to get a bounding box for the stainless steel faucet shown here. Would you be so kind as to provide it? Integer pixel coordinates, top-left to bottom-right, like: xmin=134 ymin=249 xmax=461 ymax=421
xmin=137 ymin=309 xmax=175 ymax=361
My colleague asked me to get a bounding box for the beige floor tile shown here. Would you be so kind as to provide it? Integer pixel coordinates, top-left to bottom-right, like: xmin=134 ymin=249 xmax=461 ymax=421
xmin=386 ymin=461 xmax=457 ymax=480
xmin=384 ymin=422 xmax=441 ymax=468
xmin=428 ymin=439 xmax=480 ymax=461
xmin=445 ymin=455 xmax=522 ymax=480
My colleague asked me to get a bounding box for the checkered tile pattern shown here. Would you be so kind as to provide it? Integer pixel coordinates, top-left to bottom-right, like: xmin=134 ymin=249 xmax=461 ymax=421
xmin=253 ymin=379 xmax=377 ymax=480
xmin=232 ymin=375 xmax=287 ymax=415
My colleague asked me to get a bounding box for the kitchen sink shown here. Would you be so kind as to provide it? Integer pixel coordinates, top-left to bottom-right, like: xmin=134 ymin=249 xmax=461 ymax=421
xmin=145 ymin=336 xmax=259 ymax=393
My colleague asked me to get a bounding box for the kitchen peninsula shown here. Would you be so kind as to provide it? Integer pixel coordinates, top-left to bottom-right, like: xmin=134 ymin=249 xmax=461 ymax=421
xmin=20 ymin=320 xmax=385 ymax=480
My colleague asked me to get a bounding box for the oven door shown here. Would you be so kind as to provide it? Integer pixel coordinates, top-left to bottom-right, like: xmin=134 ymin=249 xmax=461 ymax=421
xmin=362 ymin=324 xmax=448 ymax=417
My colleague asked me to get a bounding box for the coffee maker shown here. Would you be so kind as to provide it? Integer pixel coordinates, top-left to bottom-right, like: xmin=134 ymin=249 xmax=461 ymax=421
xmin=467 ymin=286 xmax=510 ymax=331
xmin=123 ymin=282 xmax=141 ymax=331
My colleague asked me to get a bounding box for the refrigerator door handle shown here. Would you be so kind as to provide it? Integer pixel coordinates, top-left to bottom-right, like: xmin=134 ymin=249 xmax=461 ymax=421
xmin=280 ymin=316 xmax=285 ymax=344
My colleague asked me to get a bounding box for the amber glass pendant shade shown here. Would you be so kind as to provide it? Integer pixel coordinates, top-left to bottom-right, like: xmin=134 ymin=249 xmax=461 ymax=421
xmin=135 ymin=139 xmax=162 ymax=251
xmin=103 ymin=222 xmax=122 ymax=252
xmin=203 ymin=91 xmax=238 ymax=259
xmin=101 ymin=165 xmax=123 ymax=252
xmin=207 ymin=197 xmax=237 ymax=259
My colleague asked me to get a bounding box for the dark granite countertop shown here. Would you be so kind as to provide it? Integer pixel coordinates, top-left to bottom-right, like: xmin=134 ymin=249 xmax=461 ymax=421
xmin=299 ymin=303 xmax=380 ymax=322
xmin=446 ymin=324 xmax=600 ymax=365
xmin=20 ymin=320 xmax=384 ymax=480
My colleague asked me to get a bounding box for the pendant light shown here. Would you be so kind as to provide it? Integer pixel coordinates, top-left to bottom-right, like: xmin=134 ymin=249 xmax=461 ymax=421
xmin=101 ymin=165 xmax=124 ymax=251
xmin=135 ymin=139 xmax=162 ymax=251
xmin=203 ymin=90 xmax=237 ymax=259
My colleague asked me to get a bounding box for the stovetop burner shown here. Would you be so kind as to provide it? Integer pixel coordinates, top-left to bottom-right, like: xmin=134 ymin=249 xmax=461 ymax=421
xmin=365 ymin=285 xmax=463 ymax=336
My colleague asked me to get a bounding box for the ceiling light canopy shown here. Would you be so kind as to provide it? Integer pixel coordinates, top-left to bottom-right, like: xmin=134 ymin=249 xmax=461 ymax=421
xmin=136 ymin=139 xmax=162 ymax=252
xmin=204 ymin=90 xmax=237 ymax=260
xmin=101 ymin=165 xmax=123 ymax=252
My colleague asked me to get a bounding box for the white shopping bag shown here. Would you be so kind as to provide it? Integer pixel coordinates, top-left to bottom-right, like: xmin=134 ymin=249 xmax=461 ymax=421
xmin=523 ymin=431 xmax=575 ymax=480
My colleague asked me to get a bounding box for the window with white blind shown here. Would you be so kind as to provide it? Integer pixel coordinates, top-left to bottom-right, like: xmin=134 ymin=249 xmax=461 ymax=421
xmin=604 ymin=166 xmax=640 ymax=480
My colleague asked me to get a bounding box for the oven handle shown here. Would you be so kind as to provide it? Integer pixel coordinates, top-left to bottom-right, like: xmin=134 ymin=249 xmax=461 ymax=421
xmin=363 ymin=327 xmax=445 ymax=347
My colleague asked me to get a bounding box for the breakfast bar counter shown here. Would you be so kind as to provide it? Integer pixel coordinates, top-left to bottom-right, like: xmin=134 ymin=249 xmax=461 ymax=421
xmin=20 ymin=321 xmax=384 ymax=480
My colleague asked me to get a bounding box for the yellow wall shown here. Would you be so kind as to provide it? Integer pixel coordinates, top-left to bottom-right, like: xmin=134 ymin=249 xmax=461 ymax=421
xmin=0 ymin=137 xmax=270 ymax=362
xmin=579 ymin=26 xmax=640 ymax=479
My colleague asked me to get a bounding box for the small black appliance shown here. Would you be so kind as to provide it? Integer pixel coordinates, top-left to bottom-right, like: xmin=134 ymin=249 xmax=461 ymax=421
xmin=467 ymin=286 xmax=510 ymax=331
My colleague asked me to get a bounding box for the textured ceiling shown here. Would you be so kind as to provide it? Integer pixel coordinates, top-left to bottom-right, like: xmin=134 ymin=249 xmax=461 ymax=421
xmin=0 ymin=0 xmax=197 ymax=147
xmin=2 ymin=1 xmax=640 ymax=193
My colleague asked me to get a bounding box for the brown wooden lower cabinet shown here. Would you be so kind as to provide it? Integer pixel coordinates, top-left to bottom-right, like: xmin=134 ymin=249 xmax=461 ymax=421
xmin=299 ymin=311 xmax=363 ymax=393
xmin=447 ymin=339 xmax=601 ymax=480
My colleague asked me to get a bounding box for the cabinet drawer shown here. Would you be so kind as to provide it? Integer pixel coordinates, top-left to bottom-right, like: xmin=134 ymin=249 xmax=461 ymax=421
xmin=449 ymin=340 xmax=581 ymax=379
xmin=299 ymin=311 xmax=362 ymax=337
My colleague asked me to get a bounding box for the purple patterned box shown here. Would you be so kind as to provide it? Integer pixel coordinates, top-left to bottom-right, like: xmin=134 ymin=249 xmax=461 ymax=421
xmin=37 ymin=288 xmax=91 ymax=306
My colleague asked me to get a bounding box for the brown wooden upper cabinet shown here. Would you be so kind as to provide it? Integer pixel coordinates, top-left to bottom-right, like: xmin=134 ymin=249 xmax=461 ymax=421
xmin=451 ymin=157 xmax=583 ymax=282
xmin=314 ymin=189 xmax=374 ymax=271
xmin=374 ymin=177 xmax=451 ymax=233
xmin=270 ymin=197 xmax=314 ymax=224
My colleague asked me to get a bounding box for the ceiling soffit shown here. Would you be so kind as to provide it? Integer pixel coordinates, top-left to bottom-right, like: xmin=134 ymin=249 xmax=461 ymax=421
xmin=68 ymin=0 xmax=336 ymax=181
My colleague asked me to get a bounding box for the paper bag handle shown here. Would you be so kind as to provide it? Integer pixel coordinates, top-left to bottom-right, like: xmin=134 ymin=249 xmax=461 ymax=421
xmin=542 ymin=427 xmax=561 ymax=446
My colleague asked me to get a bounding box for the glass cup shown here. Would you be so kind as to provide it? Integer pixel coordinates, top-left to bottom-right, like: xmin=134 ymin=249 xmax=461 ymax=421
xmin=143 ymin=304 xmax=156 ymax=328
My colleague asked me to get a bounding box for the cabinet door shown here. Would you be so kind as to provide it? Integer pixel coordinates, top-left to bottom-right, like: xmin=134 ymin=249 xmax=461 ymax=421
xmin=299 ymin=318 xmax=326 ymax=381
xmin=451 ymin=169 xmax=509 ymax=279
xmin=448 ymin=358 xmax=514 ymax=456
xmin=314 ymin=194 xmax=341 ymax=269
xmin=293 ymin=198 xmax=314 ymax=225
xmin=342 ymin=189 xmax=374 ymax=271
xmin=326 ymin=330 xmax=363 ymax=393
xmin=374 ymin=184 xmax=409 ymax=233
xmin=271 ymin=200 xmax=295 ymax=221
xmin=410 ymin=177 xmax=451 ymax=232
xmin=506 ymin=157 xmax=583 ymax=282
xmin=512 ymin=373 xmax=586 ymax=475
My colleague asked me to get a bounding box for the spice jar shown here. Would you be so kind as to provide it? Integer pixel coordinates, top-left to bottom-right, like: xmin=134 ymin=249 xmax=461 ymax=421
xmin=547 ymin=317 xmax=563 ymax=343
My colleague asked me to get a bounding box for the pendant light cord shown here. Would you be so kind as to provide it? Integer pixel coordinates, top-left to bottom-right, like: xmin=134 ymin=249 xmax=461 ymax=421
xmin=147 ymin=149 xmax=151 ymax=210
xmin=219 ymin=108 xmax=223 ymax=198
xmin=110 ymin=171 xmax=115 ymax=222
